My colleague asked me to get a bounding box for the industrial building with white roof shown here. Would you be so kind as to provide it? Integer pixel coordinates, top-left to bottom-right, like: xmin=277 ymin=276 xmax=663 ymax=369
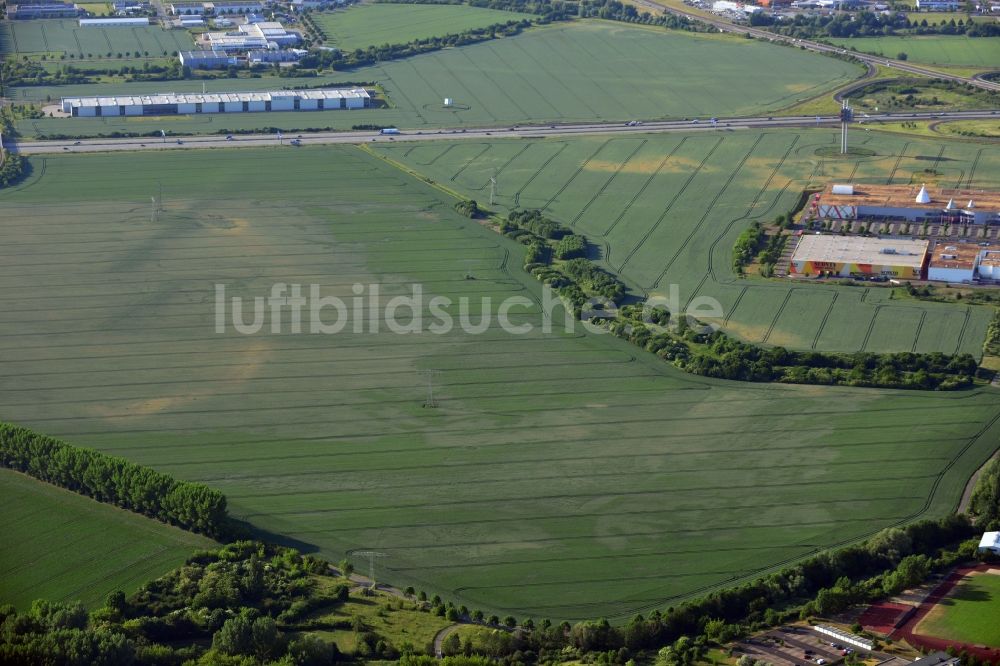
xmin=790 ymin=235 xmax=929 ymax=279
xmin=60 ymin=88 xmax=371 ymax=117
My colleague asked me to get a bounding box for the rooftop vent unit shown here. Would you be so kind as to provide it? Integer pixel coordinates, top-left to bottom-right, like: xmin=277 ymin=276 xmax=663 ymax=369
xmin=831 ymin=184 xmax=854 ymax=195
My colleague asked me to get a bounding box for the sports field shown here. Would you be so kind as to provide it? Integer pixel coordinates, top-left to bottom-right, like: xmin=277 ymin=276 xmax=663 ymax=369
xmin=915 ymin=570 xmax=1000 ymax=646
xmin=826 ymin=36 xmax=1000 ymax=68
xmin=312 ymin=3 xmax=534 ymax=51
xmin=0 ymin=19 xmax=194 ymax=58
xmin=0 ymin=145 xmax=997 ymax=620
xmin=11 ymin=21 xmax=863 ymax=137
xmin=374 ymin=128 xmax=998 ymax=355
xmin=0 ymin=469 xmax=213 ymax=609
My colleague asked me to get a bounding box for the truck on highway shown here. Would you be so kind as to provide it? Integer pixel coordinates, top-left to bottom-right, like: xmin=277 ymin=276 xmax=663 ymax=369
xmin=379 ymin=128 xmax=401 ymax=135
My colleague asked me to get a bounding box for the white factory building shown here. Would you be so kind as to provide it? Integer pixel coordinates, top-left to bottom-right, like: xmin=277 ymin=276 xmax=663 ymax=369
xmin=61 ymin=88 xmax=371 ymax=117
xmin=204 ymin=22 xmax=300 ymax=51
xmin=926 ymin=241 xmax=1000 ymax=283
xmin=79 ymin=16 xmax=149 ymax=26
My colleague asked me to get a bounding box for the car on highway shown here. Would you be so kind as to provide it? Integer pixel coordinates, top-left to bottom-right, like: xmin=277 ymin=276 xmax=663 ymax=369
xmin=73 ymin=141 xmax=81 ymax=145
xmin=176 ymin=140 xmax=183 ymax=145
xmin=226 ymin=135 xmax=233 ymax=141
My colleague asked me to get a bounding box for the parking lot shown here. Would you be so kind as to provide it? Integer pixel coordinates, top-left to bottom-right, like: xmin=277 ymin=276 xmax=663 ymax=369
xmin=736 ymin=626 xmax=858 ymax=666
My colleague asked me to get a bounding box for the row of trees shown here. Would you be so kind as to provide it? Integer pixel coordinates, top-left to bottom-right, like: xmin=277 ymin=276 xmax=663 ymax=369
xmin=753 ymin=10 xmax=1000 ymax=38
xmin=969 ymin=456 xmax=1000 ymax=531
xmin=578 ymin=0 xmax=710 ymax=31
xmin=0 ymin=423 xmax=232 ymax=537
xmin=600 ymin=309 xmax=979 ymax=390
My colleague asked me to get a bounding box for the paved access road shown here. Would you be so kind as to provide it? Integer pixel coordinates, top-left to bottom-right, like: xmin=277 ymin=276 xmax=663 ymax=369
xmin=8 ymin=110 xmax=999 ymax=155
xmin=631 ymin=0 xmax=1000 ymax=93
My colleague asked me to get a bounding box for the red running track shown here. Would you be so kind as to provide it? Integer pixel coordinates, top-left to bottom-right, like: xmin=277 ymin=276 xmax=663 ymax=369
xmin=891 ymin=564 xmax=1000 ymax=663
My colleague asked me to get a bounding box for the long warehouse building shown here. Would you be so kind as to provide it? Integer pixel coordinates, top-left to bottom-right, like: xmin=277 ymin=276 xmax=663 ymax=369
xmin=789 ymin=235 xmax=929 ymax=279
xmin=61 ymin=88 xmax=371 ymax=116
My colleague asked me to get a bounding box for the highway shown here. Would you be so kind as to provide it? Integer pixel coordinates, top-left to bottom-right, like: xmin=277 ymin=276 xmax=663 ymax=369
xmin=7 ymin=109 xmax=999 ymax=155
xmin=630 ymin=0 xmax=1000 ymax=92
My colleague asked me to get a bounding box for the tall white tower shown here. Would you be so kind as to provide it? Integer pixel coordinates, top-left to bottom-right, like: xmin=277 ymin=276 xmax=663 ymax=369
xmin=840 ymin=98 xmax=853 ymax=155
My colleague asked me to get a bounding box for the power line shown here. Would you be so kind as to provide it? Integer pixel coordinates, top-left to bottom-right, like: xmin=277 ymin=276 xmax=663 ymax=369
xmin=353 ymin=551 xmax=387 ymax=587
xmin=419 ymin=370 xmax=440 ymax=408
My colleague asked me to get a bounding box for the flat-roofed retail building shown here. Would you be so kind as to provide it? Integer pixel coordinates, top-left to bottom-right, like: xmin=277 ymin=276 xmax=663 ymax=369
xmin=789 ymin=235 xmax=929 ymax=279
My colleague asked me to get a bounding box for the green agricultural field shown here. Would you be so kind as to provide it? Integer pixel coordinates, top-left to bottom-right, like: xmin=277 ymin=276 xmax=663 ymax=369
xmin=312 ymin=3 xmax=534 ymax=51
xmin=0 ymin=145 xmax=998 ymax=620
xmin=0 ymin=19 xmax=194 ymax=59
xmin=374 ymin=128 xmax=998 ymax=355
xmin=825 ymin=36 xmax=1000 ymax=68
xmin=10 ymin=21 xmax=862 ymax=137
xmin=0 ymin=469 xmax=214 ymax=609
xmin=915 ymin=571 xmax=1000 ymax=646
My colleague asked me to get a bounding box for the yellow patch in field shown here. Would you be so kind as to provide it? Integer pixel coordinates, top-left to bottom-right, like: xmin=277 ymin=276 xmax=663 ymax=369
xmin=91 ymin=344 xmax=271 ymax=418
xmin=584 ymin=155 xmax=718 ymax=176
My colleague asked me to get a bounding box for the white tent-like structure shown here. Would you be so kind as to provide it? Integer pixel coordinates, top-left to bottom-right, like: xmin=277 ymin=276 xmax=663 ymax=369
xmin=915 ymin=184 xmax=931 ymax=204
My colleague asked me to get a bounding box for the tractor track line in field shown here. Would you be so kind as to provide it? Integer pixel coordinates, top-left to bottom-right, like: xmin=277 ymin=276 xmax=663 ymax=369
xmin=510 ymin=39 xmax=602 ymax=121
xmin=603 ymin=137 xmax=688 ymax=238
xmin=887 ymin=142 xmax=911 ymax=185
xmin=931 ymin=145 xmax=946 ymax=172
xmin=213 ymin=444 xmax=955 ymax=490
xmin=430 ymin=53 xmax=498 ymax=123
xmin=964 ymin=148 xmax=982 ymax=189
xmin=725 ymin=286 xmax=748 ymax=326
xmin=235 ymin=465 xmax=940 ymax=504
xmin=860 ymin=304 xmax=883 ymax=352
xmin=541 ymin=138 xmax=612 ymax=211
xmin=911 ymin=311 xmax=927 ymax=353
xmin=762 ymin=289 xmax=793 ymax=344
xmin=419 ymin=143 xmax=458 ymax=167
xmin=107 ymin=422 xmax=976 ymax=461
xmin=616 ymin=136 xmax=725 ymax=274
xmin=568 ymin=139 xmax=646 ymax=229
xmin=954 ymin=306 xmax=972 ymax=355
xmin=483 ymin=42 xmax=565 ymax=120
xmin=449 ymin=143 xmax=491 ymax=182
xmin=701 ymin=135 xmax=799 ymax=290
xmin=513 ymin=142 xmax=568 ymax=208
xmin=811 ymin=291 xmax=839 ymax=350
xmin=652 ymin=135 xmax=761 ymax=288
xmin=458 ymin=48 xmax=532 ymax=120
